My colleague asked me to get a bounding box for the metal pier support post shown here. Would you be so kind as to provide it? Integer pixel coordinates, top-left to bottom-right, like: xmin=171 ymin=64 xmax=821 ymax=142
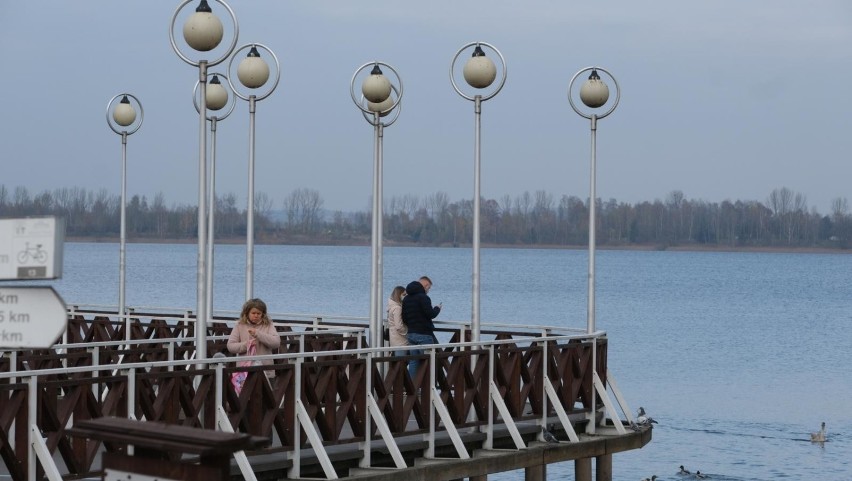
xmin=575 ymin=457 xmax=592 ymax=481
xmin=525 ymin=464 xmax=546 ymax=481
xmin=595 ymin=454 xmax=612 ymax=481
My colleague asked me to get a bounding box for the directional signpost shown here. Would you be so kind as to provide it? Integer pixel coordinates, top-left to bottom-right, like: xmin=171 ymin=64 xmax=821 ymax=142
xmin=0 ymin=217 xmax=65 ymax=280
xmin=0 ymin=286 xmax=67 ymax=348
xmin=0 ymin=216 xmax=67 ymax=348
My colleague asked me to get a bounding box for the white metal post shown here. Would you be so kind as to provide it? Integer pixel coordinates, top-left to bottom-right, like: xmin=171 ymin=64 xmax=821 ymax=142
xmin=246 ymin=95 xmax=257 ymax=300
xmin=196 ymin=61 xmax=209 ymax=360
xmin=587 ymin=115 xmax=597 ymax=335
xmin=472 ymin=96 xmax=482 ymax=343
xmin=206 ymin=117 xmax=218 ymax=323
xmin=119 ymin=133 xmax=128 ymax=340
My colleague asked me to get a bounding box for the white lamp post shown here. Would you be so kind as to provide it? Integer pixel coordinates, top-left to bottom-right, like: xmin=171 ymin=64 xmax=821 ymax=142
xmin=226 ymin=43 xmax=280 ymax=301
xmin=106 ymin=93 xmax=143 ymax=342
xmin=450 ymin=42 xmax=507 ymax=344
xmin=170 ymin=0 xmax=238 ymax=360
xmin=567 ymin=67 xmax=620 ymax=336
xmin=194 ymin=73 xmax=237 ymax=321
xmin=569 ymin=67 xmax=619 ymax=437
xmin=350 ymin=62 xmax=403 ymax=350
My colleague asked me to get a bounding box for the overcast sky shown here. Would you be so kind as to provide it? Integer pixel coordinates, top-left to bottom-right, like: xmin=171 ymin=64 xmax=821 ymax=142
xmin=1 ymin=1 xmax=851 ymax=215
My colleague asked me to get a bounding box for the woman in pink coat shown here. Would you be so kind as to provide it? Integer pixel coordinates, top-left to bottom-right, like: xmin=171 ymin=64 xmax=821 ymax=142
xmin=228 ymin=298 xmax=281 ymax=369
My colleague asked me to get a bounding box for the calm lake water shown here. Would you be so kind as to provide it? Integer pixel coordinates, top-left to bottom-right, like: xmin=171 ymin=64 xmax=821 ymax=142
xmin=12 ymin=242 xmax=851 ymax=480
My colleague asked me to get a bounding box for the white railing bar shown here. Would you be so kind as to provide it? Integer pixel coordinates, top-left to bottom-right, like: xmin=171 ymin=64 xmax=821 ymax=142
xmin=485 ymin=345 xmax=495 ymax=449
xmin=543 ymin=382 xmax=580 ymax=443
xmin=92 ymin=347 xmax=100 ymax=399
xmin=215 ymin=361 xmax=224 ymax=409
xmin=365 ymin=392 xmax=407 ymax=469
xmin=30 ymin=424 xmax=63 ymax=481
xmin=10 ymin=351 xmax=18 ymax=384
xmin=0 ymin=332 xmax=605 ymax=382
xmin=429 ymin=385 xmax=470 ymax=460
xmin=68 ymin=304 xmax=588 ymax=335
xmin=216 ymin=406 xmax=258 ymax=481
xmin=295 ymin=399 xmax=338 ymax=479
xmin=4 ymin=327 xmax=368 ymax=356
xmin=606 ymin=369 xmax=635 ymax=425
xmin=540 ymin=340 xmax=548 ymax=438
xmin=489 ymin=380 xmax=526 ymax=450
xmin=592 ymin=371 xmax=627 ymax=435
xmin=127 ymin=369 xmax=136 ymax=421
xmin=70 ymin=304 xmax=369 ymax=323
xmin=28 ymin=377 xmax=37 ymax=481
xmin=427 ymin=349 xmax=437 ymax=458
xmin=290 ymin=357 xmax=304 ymax=479
xmin=360 ymin=354 xmax=374 ymax=468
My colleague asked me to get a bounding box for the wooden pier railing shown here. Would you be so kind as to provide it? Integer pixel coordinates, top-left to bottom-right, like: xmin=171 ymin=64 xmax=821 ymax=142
xmin=0 ymin=309 xmax=639 ymax=481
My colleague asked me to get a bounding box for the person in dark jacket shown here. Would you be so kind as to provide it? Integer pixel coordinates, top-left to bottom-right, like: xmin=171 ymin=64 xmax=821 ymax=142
xmin=403 ymin=276 xmax=441 ymax=381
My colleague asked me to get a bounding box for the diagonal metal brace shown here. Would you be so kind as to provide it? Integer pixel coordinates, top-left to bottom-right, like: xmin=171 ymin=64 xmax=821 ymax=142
xmin=216 ymin=406 xmax=258 ymax=481
xmin=366 ymin=392 xmax=407 ymax=468
xmin=593 ymin=372 xmax=627 ymax=434
xmin=296 ymin=399 xmax=339 ymax=479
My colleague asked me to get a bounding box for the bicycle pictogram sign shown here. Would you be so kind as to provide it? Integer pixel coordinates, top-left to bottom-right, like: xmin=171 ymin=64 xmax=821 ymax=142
xmin=17 ymin=242 xmax=48 ymax=264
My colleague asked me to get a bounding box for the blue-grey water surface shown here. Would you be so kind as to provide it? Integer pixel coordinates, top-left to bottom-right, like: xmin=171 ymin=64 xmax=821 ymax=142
xmin=13 ymin=243 xmax=851 ymax=480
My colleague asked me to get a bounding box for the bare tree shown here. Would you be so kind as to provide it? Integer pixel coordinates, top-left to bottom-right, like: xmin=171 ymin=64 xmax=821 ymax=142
xmin=152 ymin=192 xmax=168 ymax=238
xmin=217 ymin=192 xmax=241 ymax=235
xmin=665 ymin=190 xmax=685 ymax=242
xmin=426 ymin=192 xmax=449 ymax=219
xmin=13 ymin=186 xmax=30 ymax=209
xmin=831 ymin=197 xmax=851 ymax=244
xmin=254 ymin=191 xmax=274 ymax=230
xmin=831 ymin=197 xmax=849 ymax=220
xmin=282 ymin=188 xmax=324 ymax=234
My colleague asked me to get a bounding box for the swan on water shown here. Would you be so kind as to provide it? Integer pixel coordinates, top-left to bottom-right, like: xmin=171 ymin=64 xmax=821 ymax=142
xmin=810 ymin=421 xmax=826 ymax=442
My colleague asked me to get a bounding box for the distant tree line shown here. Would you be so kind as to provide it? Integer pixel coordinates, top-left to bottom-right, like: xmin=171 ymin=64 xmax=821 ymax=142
xmin=1 ymin=184 xmax=850 ymax=249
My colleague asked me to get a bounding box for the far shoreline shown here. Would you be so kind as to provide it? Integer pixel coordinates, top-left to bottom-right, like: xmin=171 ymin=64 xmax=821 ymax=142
xmin=66 ymin=236 xmax=851 ymax=255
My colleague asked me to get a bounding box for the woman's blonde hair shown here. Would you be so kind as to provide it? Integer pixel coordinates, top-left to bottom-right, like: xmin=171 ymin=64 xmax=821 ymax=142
xmin=239 ymin=298 xmax=271 ymax=325
xmin=390 ymin=285 xmax=406 ymax=303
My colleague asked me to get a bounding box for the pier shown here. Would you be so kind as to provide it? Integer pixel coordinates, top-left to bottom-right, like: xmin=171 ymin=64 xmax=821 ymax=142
xmin=0 ymin=306 xmax=650 ymax=480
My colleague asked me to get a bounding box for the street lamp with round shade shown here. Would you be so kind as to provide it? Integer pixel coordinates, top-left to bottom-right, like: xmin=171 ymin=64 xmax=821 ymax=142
xmin=579 ymin=69 xmax=610 ymax=108
xmin=463 ymin=46 xmax=497 ymax=89
xmin=183 ymin=0 xmax=224 ymax=52
xmin=206 ymin=75 xmax=228 ymax=110
xmin=368 ymin=94 xmax=394 ymax=117
xmin=567 ymin=66 xmax=620 ymax=436
xmin=113 ymin=96 xmax=136 ymax=126
xmin=227 ymin=43 xmax=281 ymax=301
xmin=106 ymin=93 xmax=143 ymax=343
xmin=192 ymin=73 xmax=237 ymax=334
xmin=450 ymin=42 xmax=507 ymax=347
xmin=237 ymin=46 xmax=270 ymax=88
xmin=170 ymin=0 xmax=239 ymax=362
xmin=362 ymin=65 xmax=392 ymax=103
xmin=350 ymin=61 xmax=403 ymax=352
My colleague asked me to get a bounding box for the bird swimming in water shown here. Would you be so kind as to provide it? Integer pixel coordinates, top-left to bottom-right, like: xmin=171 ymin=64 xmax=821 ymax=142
xmin=678 ymin=465 xmax=691 ymax=475
xmin=641 ymin=476 xmax=657 ymax=481
xmin=695 ymin=471 xmax=707 ymax=479
xmin=811 ymin=422 xmax=826 ymax=442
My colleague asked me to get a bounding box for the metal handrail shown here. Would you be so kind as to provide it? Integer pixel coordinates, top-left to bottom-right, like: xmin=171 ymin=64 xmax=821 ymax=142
xmin=3 ymin=329 xmax=625 ymax=481
xmin=0 ymin=331 xmax=603 ymax=380
xmin=66 ymin=303 xmax=591 ymax=336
